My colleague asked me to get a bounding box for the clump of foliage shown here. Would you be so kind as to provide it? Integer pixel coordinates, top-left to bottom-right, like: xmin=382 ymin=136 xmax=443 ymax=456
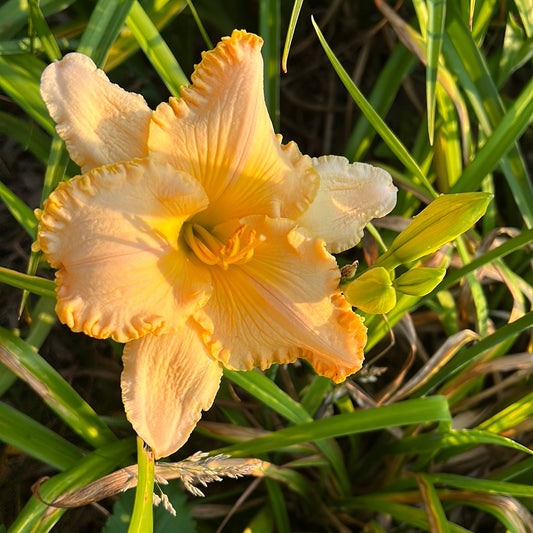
xmin=0 ymin=1 xmax=532 ymax=532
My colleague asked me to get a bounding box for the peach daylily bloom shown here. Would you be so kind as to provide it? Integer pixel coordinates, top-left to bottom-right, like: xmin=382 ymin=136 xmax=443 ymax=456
xmin=35 ymin=30 xmax=397 ymax=458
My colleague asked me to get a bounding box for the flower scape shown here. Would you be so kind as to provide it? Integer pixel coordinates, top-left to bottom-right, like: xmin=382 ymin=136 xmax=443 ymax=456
xmin=34 ymin=30 xmax=397 ymax=459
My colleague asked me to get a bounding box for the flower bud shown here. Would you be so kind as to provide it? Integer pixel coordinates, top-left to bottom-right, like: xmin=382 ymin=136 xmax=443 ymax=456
xmin=376 ymin=193 xmax=492 ymax=270
xmin=343 ymin=267 xmax=396 ymax=314
xmin=394 ymin=266 xmax=446 ymax=296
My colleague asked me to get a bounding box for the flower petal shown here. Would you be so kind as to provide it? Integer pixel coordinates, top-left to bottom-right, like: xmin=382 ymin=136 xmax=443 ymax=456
xmin=41 ymin=53 xmax=152 ymax=172
xmin=122 ymin=323 xmax=223 ymax=458
xmin=298 ymin=155 xmax=398 ymax=253
xmin=148 ymin=30 xmax=318 ymax=226
xmin=194 ymin=216 xmax=366 ymax=383
xmin=37 ymin=158 xmax=211 ymax=342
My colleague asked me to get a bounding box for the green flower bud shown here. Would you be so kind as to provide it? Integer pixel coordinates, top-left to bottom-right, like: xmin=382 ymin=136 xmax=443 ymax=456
xmin=376 ymin=192 xmax=492 ymax=270
xmin=394 ymin=266 xmax=446 ymax=296
xmin=343 ymin=267 xmax=396 ymax=314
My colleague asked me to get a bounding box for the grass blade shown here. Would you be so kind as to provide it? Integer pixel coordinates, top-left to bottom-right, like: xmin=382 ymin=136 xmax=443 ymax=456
xmin=426 ymin=0 xmax=447 ymax=144
xmin=387 ymin=429 xmax=533 ymax=458
xmin=27 ymin=0 xmax=61 ymax=61
xmin=0 ymin=54 xmax=53 ymax=134
xmin=341 ymin=498 xmax=469 ymax=532
xmin=0 ymin=0 xmax=76 ymax=40
xmin=514 ymin=0 xmax=533 ymax=37
xmin=300 ymin=375 xmax=331 ymax=416
xmin=414 ymin=312 xmax=533 ymax=395
xmin=105 ymin=0 xmax=187 ymax=70
xmin=311 ymin=16 xmax=437 ymax=199
xmin=0 ymin=401 xmax=82 ymax=470
xmin=39 ymin=134 xmax=71 ymax=206
xmin=0 ymin=328 xmax=117 ymax=448
xmin=0 ymin=111 xmax=50 ymax=163
xmin=0 ymin=181 xmax=38 ymax=238
xmin=0 ymin=267 xmax=55 ymax=297
xmin=215 ymin=396 xmax=451 ymax=457
xmin=185 ymin=0 xmax=212 ymax=49
xmin=126 ymin=0 xmax=188 ymax=97
xmin=265 ymin=478 xmax=291 ymax=533
xmin=345 ymin=44 xmax=415 ymax=162
xmin=428 ymin=473 xmax=533 ymax=498
xmin=225 ymin=369 xmax=350 ymax=495
xmin=433 ymin=228 xmax=533 ymax=293
xmin=451 ymin=75 xmax=533 ymax=220
xmin=9 ymin=438 xmax=135 ymax=533
xmin=281 ymin=0 xmax=303 ymax=73
xmin=478 ymin=391 xmax=533 ymax=434
xmin=444 ymin=2 xmax=533 ymax=227
xmin=77 ymin=0 xmax=136 ymax=66
xmin=415 ymin=473 xmax=451 ymax=533
xmin=224 ymin=369 xmax=311 ymax=424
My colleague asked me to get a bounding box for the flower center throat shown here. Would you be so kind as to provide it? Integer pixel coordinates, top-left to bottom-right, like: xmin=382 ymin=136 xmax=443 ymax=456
xmin=183 ymin=222 xmax=261 ymax=269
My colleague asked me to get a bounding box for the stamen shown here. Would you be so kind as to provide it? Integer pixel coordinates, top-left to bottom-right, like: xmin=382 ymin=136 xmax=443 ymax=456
xmin=183 ymin=223 xmax=262 ymax=269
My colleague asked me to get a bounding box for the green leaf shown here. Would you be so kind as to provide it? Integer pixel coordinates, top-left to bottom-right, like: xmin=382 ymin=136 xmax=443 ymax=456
xmin=415 ymin=312 xmax=533 ymax=395
xmin=185 ymin=0 xmax=212 ymax=49
xmin=0 ymin=111 xmax=51 ymax=163
xmin=281 ymin=0 xmax=303 ymax=73
xmin=0 ymin=267 xmax=55 ymax=298
xmin=105 ymin=0 xmax=187 ymax=71
xmin=266 ymin=478 xmax=291 ymax=533
xmin=28 ymin=0 xmax=61 ymax=61
xmin=0 ymin=328 xmax=117 ymax=448
xmin=77 ymin=0 xmax=136 ymax=67
xmin=375 ymin=0 xmax=472 ymax=177
xmin=478 ymin=391 xmax=533 ymax=434
xmin=224 ymin=369 xmax=311 ymax=424
xmin=215 ymin=396 xmax=451 ymax=457
xmin=415 ymin=473 xmax=451 ymax=533
xmin=387 ymin=429 xmax=533 ymax=458
xmin=0 ymin=181 xmax=38 ymax=238
xmin=514 ymin=0 xmax=533 ymax=37
xmin=0 ymin=54 xmax=53 ymax=134
xmin=126 ymin=1 xmax=188 ymax=97
xmin=9 ymin=439 xmax=135 ymax=532
xmin=40 ymin=134 xmax=71 ymax=206
xmin=434 ymin=228 xmax=533 ymax=294
xmin=497 ymin=15 xmax=533 ymax=87
xmin=0 ymin=0 xmax=76 ymax=40
xmin=243 ymin=506 xmax=275 ymax=532
xmin=224 ymin=369 xmax=350 ymax=495
xmin=345 ymin=44 xmax=415 ymax=162
xmin=341 ymin=498 xmax=469 ymax=532
xmin=300 ymin=375 xmax=332 ymax=416
xmin=426 ymin=0 xmax=447 ymax=144
xmin=451 ymin=75 xmax=533 ymax=218
xmin=444 ymin=2 xmax=533 ymax=228
xmin=0 ymin=401 xmax=82 ymax=470
xmin=427 ymin=472 xmax=533 ymax=498
xmin=311 ymin=16 xmax=437 ymax=199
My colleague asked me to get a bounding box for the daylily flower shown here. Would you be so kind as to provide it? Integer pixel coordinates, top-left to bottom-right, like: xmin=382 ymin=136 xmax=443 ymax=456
xmin=35 ymin=30 xmax=397 ymax=458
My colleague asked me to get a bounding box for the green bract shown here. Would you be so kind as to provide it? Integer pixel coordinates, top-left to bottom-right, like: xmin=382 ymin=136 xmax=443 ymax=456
xmin=343 ymin=267 xmax=396 ymax=314
xmin=375 ymin=192 xmax=492 ymax=270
